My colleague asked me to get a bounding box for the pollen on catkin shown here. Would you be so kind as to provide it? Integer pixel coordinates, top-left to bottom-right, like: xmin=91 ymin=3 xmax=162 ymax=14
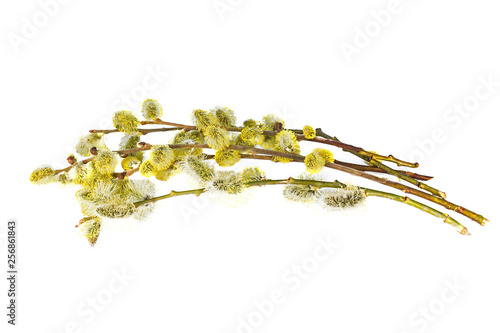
xmin=139 ymin=160 xmax=156 ymax=177
xmin=154 ymin=166 xmax=177 ymax=181
xmin=204 ymin=126 xmax=230 ymax=150
xmin=231 ymin=134 xmax=253 ymax=148
xmin=96 ymin=203 xmax=136 ymax=219
xmin=319 ymin=185 xmax=366 ymax=210
xmin=75 ymin=133 xmax=107 ymax=157
xmin=72 ymin=163 xmax=90 ymax=185
xmin=192 ymin=109 xmax=216 ymax=131
xmin=241 ymin=166 xmax=266 ymax=182
xmin=303 ymin=125 xmax=316 ymax=139
xmin=142 ymin=99 xmax=163 ymax=120
xmin=56 ymin=172 xmax=72 ymax=185
xmin=274 ymin=130 xmax=301 ymax=162
xmin=241 ymin=126 xmax=264 ymax=145
xmin=208 ymin=171 xmax=245 ymax=194
xmin=243 ymin=119 xmax=259 ymax=127
xmin=262 ymin=114 xmax=285 ymax=131
xmin=283 ymin=174 xmax=320 ymax=203
xmin=214 ymin=149 xmax=241 ymax=167
xmin=260 ymin=136 xmax=277 ymax=150
xmin=29 ymin=166 xmax=55 ymax=185
xmin=211 ymin=106 xmax=236 ymax=127
xmin=92 ymin=149 xmax=119 ymax=174
xmin=76 ymin=190 xmax=98 ymax=216
xmin=128 ymin=179 xmax=156 ymax=201
xmin=119 ymin=134 xmax=143 ymax=161
xmin=149 ymin=144 xmax=175 ymax=169
xmin=112 ymin=111 xmax=141 ymax=134
xmin=313 ymin=148 xmax=334 ymax=162
xmin=182 ymin=155 xmax=215 ymax=184
xmin=304 ymin=153 xmax=323 ymax=174
xmin=172 ymin=130 xmax=204 ymax=159
xmin=121 ymin=156 xmax=141 ymax=170
xmin=304 ymin=148 xmax=334 ymax=173
xmin=173 ymin=130 xmax=204 ymax=145
xmin=82 ymin=216 xmax=102 ymax=246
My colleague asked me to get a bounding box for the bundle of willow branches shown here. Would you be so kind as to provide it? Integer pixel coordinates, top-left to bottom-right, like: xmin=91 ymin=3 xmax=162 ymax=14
xmin=30 ymin=99 xmax=488 ymax=245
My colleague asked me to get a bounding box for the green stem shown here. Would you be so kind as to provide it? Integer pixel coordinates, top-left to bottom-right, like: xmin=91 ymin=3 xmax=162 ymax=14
xmin=135 ymin=188 xmax=205 ymax=207
xmin=364 ymin=189 xmax=469 ymax=235
xmin=133 ymin=178 xmax=469 ymax=235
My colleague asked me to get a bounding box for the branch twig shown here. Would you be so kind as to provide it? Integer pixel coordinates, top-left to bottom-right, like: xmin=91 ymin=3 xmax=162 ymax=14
xmin=116 ymin=142 xmax=488 ymax=226
xmin=134 ymin=177 xmax=469 ymax=235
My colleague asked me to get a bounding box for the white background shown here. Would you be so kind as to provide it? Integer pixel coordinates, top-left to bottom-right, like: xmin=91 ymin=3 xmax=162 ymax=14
xmin=1 ymin=0 xmax=499 ymax=332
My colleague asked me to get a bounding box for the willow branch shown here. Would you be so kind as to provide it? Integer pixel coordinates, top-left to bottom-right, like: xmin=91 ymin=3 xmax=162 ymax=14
xmin=204 ymin=154 xmax=433 ymax=181
xmin=117 ymin=143 xmax=487 ymax=226
xmin=290 ymin=128 xmax=418 ymax=168
xmin=90 ymin=127 xmax=186 ymax=135
xmin=134 ymin=178 xmax=469 ymax=235
xmin=54 ymin=158 xmax=92 ymax=175
xmin=90 ymin=123 xmax=433 ymax=182
xmin=307 ymin=128 xmax=446 ymax=199
xmin=363 ymin=189 xmax=469 ymax=235
xmin=92 ymin=120 xmax=417 ymax=169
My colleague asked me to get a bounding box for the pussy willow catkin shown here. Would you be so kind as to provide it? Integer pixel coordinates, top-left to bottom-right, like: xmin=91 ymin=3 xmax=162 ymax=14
xmin=30 ymin=99 xmax=487 ymax=246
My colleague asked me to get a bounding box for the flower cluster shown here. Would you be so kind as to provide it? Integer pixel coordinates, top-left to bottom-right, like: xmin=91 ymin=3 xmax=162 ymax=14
xmin=30 ymin=97 xmax=483 ymax=244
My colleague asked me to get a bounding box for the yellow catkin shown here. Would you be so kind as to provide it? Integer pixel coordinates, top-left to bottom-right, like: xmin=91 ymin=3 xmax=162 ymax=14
xmin=192 ymin=109 xmax=216 ymax=131
xmin=142 ymin=99 xmax=163 ymax=120
xmin=241 ymin=127 xmax=264 ymax=145
xmin=320 ymin=185 xmax=366 ymax=210
xmin=304 ymin=148 xmax=334 ymax=173
xmin=96 ymin=203 xmax=136 ymax=219
xmin=119 ymin=134 xmax=143 ymax=161
xmin=262 ymin=114 xmax=285 ymax=131
xmin=92 ymin=150 xmax=119 ymax=174
xmin=83 ymin=217 xmax=102 ymax=246
xmin=75 ymin=133 xmax=107 ymax=157
xmin=241 ymin=167 xmax=265 ymax=182
xmin=214 ymin=149 xmax=241 ymax=167
xmin=183 ymin=155 xmax=215 ymax=183
xmin=209 ymin=171 xmax=245 ymax=194
xmin=139 ymin=160 xmax=156 ymax=177
xmin=274 ymin=130 xmax=301 ymax=163
xmin=204 ymin=126 xmax=230 ymax=150
xmin=243 ymin=119 xmax=258 ymax=127
xmin=149 ymin=144 xmax=175 ymax=169
xmin=304 ymin=153 xmax=324 ymax=174
xmin=312 ymin=148 xmax=334 ymax=162
xmin=212 ymin=106 xmax=236 ymax=127
xmin=121 ymin=156 xmax=141 ymax=170
xmin=155 ymin=166 xmax=177 ymax=181
xmin=303 ymin=125 xmax=316 ymax=139
xmin=112 ymin=111 xmax=140 ymax=134
xmin=29 ymin=166 xmax=55 ymax=184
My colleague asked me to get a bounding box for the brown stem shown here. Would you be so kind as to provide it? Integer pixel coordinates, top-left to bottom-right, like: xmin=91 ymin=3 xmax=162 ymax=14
xmin=91 ymin=123 xmax=431 ymax=181
xmin=54 ymin=158 xmax=92 ymax=175
xmin=310 ymin=129 xmax=446 ymax=199
xmin=203 ymin=154 xmax=433 ymax=181
xmin=91 ymin=127 xmax=186 ymax=135
xmin=141 ymin=119 xmax=192 ymax=128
